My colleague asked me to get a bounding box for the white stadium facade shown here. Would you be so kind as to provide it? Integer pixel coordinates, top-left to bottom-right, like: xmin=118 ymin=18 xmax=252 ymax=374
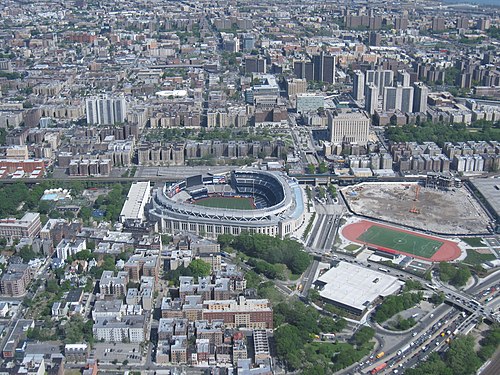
xmin=149 ymin=170 xmax=305 ymax=239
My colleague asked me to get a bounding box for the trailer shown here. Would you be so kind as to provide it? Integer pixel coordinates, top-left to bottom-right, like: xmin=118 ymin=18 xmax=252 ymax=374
xmin=370 ymin=363 xmax=387 ymax=374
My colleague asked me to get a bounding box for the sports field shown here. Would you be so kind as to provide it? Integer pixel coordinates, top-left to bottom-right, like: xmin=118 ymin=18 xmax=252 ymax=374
xmin=194 ymin=197 xmax=255 ymax=210
xmin=358 ymin=225 xmax=443 ymax=258
xmin=342 ymin=220 xmax=462 ymax=262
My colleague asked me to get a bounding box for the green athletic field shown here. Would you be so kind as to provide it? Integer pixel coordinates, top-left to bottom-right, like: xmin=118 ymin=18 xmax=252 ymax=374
xmin=194 ymin=197 xmax=255 ymax=210
xmin=357 ymin=225 xmax=443 ymax=258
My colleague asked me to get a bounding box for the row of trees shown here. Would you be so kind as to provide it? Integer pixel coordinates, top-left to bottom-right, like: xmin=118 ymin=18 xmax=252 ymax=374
xmin=406 ymin=335 xmax=482 ymax=375
xmin=306 ymin=161 xmax=329 ymax=175
xmin=163 ymin=259 xmax=212 ymax=286
xmin=218 ymin=233 xmax=311 ymax=275
xmin=373 ymin=292 xmax=423 ymax=323
xmin=439 ymin=263 xmax=472 ymax=287
xmin=274 ymin=301 xmax=367 ymax=374
xmin=385 ymin=121 xmax=500 ymax=147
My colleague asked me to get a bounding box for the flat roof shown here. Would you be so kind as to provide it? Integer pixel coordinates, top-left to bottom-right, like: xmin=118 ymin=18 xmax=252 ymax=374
xmin=316 ymin=262 xmax=403 ymax=312
xmin=120 ymin=181 xmax=151 ymax=221
xmin=470 ymin=177 xmax=500 ymax=219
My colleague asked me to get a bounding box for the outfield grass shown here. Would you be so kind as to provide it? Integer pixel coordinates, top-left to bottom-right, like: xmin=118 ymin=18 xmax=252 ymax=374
xmin=460 ymin=237 xmax=487 ymax=247
xmin=357 ymin=225 xmax=443 ymax=259
xmin=194 ymin=196 xmax=255 ymax=210
xmin=463 ymin=249 xmax=496 ymax=265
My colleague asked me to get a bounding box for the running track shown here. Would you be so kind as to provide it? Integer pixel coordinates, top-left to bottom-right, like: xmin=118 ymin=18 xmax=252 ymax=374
xmin=342 ymin=220 xmax=462 ymax=262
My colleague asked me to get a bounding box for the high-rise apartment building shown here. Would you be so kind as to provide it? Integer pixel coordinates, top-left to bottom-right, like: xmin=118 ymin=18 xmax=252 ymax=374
xmin=352 ymin=70 xmax=365 ymax=101
xmin=365 ymin=83 xmax=379 ymax=115
xmin=383 ymin=85 xmax=414 ymax=113
xmin=397 ymin=70 xmax=411 ymax=87
xmin=294 ymin=53 xmax=336 ymax=83
xmin=86 ymin=94 xmax=127 ymax=125
xmin=413 ymin=82 xmax=429 ymax=113
xmin=365 ymin=69 xmax=393 ymax=93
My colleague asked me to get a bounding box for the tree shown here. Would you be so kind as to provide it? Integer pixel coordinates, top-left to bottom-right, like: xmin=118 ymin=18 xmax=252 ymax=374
xmin=351 ymin=326 xmax=375 ymax=347
xmin=430 ymin=292 xmax=446 ymax=305
xmin=318 ymin=162 xmax=328 ymax=174
xmin=446 ymin=335 xmax=481 ymax=375
xmin=79 ymin=206 xmax=92 ymax=222
xmin=187 ymin=259 xmax=211 ymax=278
xmin=19 ymin=245 xmax=37 ymax=263
xmin=306 ymin=164 xmax=316 ymax=174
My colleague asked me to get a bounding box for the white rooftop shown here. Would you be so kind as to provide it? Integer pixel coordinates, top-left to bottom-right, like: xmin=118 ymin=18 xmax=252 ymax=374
xmin=316 ymin=262 xmax=403 ymax=313
xmin=120 ymin=181 xmax=151 ymax=222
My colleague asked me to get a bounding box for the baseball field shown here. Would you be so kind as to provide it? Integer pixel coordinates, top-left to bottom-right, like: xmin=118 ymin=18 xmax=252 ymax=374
xmin=194 ymin=196 xmax=255 ymax=210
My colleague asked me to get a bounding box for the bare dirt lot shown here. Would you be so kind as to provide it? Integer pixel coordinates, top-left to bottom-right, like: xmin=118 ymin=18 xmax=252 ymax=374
xmin=343 ymin=183 xmax=490 ymax=234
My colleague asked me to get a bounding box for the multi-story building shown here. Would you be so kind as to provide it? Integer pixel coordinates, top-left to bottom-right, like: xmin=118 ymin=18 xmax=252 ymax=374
xmin=365 ymin=83 xmax=379 ymax=115
xmin=201 ymin=297 xmax=273 ymax=329
xmin=328 ymin=110 xmax=370 ymax=146
xmin=123 ymin=251 xmax=160 ymax=282
xmin=352 ymin=70 xmax=365 ymax=101
xmin=1 ymin=263 xmax=33 ymax=297
xmin=93 ymin=315 xmax=146 ymax=342
xmin=413 ymin=82 xmax=429 ymax=113
xmin=0 ymin=213 xmax=41 ymax=241
xmin=86 ymin=94 xmax=127 ymax=125
xmin=296 ymin=94 xmax=325 ymax=114
xmin=99 ymin=271 xmax=128 ymax=298
xmin=56 ymin=238 xmax=86 ymax=261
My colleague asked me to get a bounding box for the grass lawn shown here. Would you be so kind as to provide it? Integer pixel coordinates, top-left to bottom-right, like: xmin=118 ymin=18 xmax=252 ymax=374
xmin=460 ymin=237 xmax=487 ymax=247
xmin=194 ymin=196 xmax=255 ymax=210
xmin=345 ymin=244 xmax=361 ymax=252
xmin=357 ymin=225 xmax=443 ymax=259
xmin=304 ymin=341 xmax=373 ymax=372
xmin=463 ymin=249 xmax=496 ymax=265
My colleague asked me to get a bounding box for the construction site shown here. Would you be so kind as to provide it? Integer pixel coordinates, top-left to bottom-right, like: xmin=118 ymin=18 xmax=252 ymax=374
xmin=342 ymin=182 xmax=491 ymax=234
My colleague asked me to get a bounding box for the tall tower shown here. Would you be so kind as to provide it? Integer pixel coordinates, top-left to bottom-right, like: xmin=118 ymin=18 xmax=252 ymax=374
xmin=353 ymin=70 xmax=365 ymax=101
xmin=400 ymin=86 xmax=414 ymax=113
xmin=413 ymin=82 xmax=429 ymax=113
xmin=365 ymin=83 xmax=379 ymax=115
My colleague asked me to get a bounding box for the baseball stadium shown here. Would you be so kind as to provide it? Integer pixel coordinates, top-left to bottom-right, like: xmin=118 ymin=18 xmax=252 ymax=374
xmin=342 ymin=220 xmax=462 ymax=262
xmin=149 ymin=170 xmax=305 ymax=239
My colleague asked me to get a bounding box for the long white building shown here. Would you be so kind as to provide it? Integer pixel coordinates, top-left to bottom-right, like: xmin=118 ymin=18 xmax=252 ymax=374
xmin=120 ymin=181 xmax=151 ymax=224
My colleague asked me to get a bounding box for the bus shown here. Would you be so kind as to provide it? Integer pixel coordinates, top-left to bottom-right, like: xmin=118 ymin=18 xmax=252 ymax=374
xmin=425 ymin=283 xmax=438 ymax=291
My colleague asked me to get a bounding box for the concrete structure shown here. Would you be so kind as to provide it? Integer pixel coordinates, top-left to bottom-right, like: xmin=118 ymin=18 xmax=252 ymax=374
xmin=150 ymin=170 xmax=305 ymax=239
xmin=314 ymin=262 xmax=403 ymax=317
xmin=119 ymin=181 xmax=151 ymax=224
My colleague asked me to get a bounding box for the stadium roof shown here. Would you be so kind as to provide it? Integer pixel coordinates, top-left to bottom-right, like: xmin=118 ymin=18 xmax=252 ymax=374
xmin=316 ymin=262 xmax=403 ymax=314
